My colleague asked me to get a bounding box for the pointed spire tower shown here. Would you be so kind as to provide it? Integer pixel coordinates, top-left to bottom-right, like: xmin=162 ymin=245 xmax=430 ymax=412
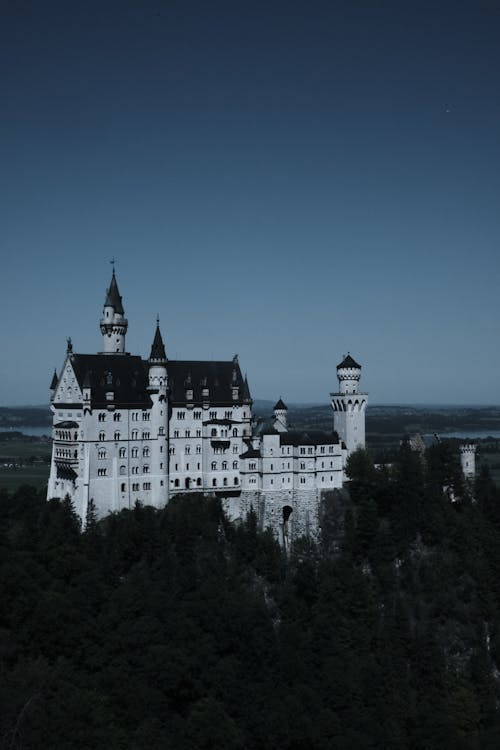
xmin=148 ymin=317 xmax=167 ymax=393
xmin=100 ymin=266 xmax=128 ymax=354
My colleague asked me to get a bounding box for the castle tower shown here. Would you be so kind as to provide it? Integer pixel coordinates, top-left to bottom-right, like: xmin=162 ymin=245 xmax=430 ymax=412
xmin=273 ymin=398 xmax=288 ymax=432
xmin=460 ymin=444 xmax=476 ymax=480
xmin=331 ymin=353 xmax=368 ymax=454
xmin=148 ymin=319 xmax=169 ymax=506
xmin=100 ymin=268 xmax=128 ymax=354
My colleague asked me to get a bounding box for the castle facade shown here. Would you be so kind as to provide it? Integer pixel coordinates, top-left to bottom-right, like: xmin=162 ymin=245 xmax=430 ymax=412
xmin=48 ymin=272 xmax=367 ymax=542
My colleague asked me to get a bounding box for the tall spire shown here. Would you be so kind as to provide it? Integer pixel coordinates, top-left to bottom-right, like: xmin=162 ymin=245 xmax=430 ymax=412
xmin=149 ymin=318 xmax=167 ymax=362
xmin=100 ymin=267 xmax=128 ymax=354
xmin=104 ymin=269 xmax=124 ymax=315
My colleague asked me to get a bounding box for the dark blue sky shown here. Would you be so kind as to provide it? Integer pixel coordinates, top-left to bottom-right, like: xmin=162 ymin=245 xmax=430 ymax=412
xmin=1 ymin=0 xmax=499 ymax=405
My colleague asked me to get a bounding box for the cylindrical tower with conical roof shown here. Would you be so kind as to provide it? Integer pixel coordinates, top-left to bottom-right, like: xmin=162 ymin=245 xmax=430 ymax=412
xmin=330 ymin=353 xmax=368 ymax=454
xmin=100 ymin=269 xmax=128 ymax=354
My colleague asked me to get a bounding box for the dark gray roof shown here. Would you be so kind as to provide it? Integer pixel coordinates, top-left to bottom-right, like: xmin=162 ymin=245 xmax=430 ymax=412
xmin=167 ymin=360 xmax=250 ymax=406
xmin=50 ymin=370 xmax=58 ymax=389
xmin=69 ymin=354 xmax=152 ymax=408
xmin=337 ymin=354 xmax=361 ymax=370
xmin=240 ymin=448 xmax=261 ymax=459
xmin=279 ymin=430 xmax=340 ymax=447
xmin=149 ymin=323 xmax=167 ymax=362
xmin=104 ymin=271 xmax=124 ymax=315
xmin=273 ymin=398 xmax=288 ymax=411
xmin=54 ymin=421 xmax=79 ymax=428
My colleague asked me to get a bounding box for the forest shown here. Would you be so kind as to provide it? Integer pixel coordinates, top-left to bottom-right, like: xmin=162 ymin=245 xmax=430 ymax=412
xmin=2 ymin=441 xmax=500 ymax=749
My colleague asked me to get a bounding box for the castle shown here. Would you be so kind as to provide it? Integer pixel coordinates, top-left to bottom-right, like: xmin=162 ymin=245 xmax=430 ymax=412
xmin=48 ymin=270 xmax=367 ymax=542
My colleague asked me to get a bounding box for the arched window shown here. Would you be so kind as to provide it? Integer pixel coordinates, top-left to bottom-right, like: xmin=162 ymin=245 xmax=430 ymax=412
xmin=232 ymin=428 xmax=238 ymax=437
xmin=211 ymin=461 xmax=217 ymax=470
xmin=113 ymin=413 xmax=121 ymax=422
xmin=114 ymin=431 xmax=120 ymax=441
xmin=197 ymin=477 xmax=202 ymax=486
xmin=119 ymin=465 xmax=126 ymax=475
xmin=174 ymin=478 xmax=179 ymax=487
xmin=211 ymin=428 xmax=217 ymax=437
xmin=143 ymin=447 xmax=150 ymax=457
xmin=120 ymin=482 xmax=126 ymax=492
xmin=234 ymin=477 xmax=239 ymax=485
xmin=131 ymin=430 xmax=138 ymax=440
xmin=232 ymin=461 xmax=238 ymax=469
xmin=119 ymin=447 xmax=126 ymax=458
xmin=99 ymin=431 xmax=105 ymax=441
xmin=222 ymin=461 xmax=227 ymax=470
xmin=223 ymin=477 xmax=228 ymax=486
xmin=212 ymin=478 xmax=217 ymax=487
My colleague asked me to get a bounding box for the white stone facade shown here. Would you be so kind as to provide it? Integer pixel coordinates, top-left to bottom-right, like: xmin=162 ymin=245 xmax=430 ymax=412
xmin=48 ymin=273 xmax=367 ymax=542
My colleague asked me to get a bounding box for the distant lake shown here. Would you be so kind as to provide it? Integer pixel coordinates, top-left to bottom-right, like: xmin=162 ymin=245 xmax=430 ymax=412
xmin=0 ymin=426 xmax=51 ymax=437
xmin=430 ymin=431 xmax=500 ymax=440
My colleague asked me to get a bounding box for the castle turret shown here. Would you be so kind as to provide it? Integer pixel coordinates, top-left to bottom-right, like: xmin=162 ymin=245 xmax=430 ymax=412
xmin=331 ymin=353 xmax=368 ymax=454
xmin=460 ymin=443 xmax=476 ymax=480
xmin=148 ymin=318 xmax=168 ymax=393
xmin=273 ymin=398 xmax=288 ymax=432
xmin=100 ymin=269 xmax=128 ymax=354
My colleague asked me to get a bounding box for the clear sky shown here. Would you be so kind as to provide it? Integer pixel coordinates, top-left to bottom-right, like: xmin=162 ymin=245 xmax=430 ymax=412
xmin=1 ymin=0 xmax=499 ymax=406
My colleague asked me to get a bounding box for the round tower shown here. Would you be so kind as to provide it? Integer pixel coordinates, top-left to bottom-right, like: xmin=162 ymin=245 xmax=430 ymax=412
xmin=460 ymin=443 xmax=476 ymax=480
xmin=331 ymin=353 xmax=368 ymax=454
xmin=148 ymin=317 xmax=168 ymax=393
xmin=100 ymin=269 xmax=128 ymax=354
xmin=273 ymin=398 xmax=288 ymax=432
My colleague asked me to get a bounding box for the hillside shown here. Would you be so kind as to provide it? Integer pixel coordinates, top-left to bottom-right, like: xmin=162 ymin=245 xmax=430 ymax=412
xmin=2 ymin=443 xmax=500 ymax=748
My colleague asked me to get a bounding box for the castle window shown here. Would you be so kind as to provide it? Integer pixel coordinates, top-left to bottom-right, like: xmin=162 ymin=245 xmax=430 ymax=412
xmin=131 ymin=447 xmax=138 ymax=458
xmin=320 ymin=446 xmax=325 ymax=454
xmin=99 ymin=431 xmax=105 ymax=441
xmin=234 ymin=477 xmax=238 ymax=485
xmin=321 ymin=461 xmax=324 ymax=468
xmin=174 ymin=430 xmax=179 ymax=438
xmin=300 ymin=477 xmax=305 ymax=484
xmin=185 ymin=446 xmax=190 ymax=455
xmin=212 ymin=478 xmax=217 ymax=487
xmin=211 ymin=461 xmax=217 ymax=470
xmin=329 ymin=446 xmax=334 ymax=453
xmin=113 ymin=413 xmax=121 ymax=422
xmin=194 ymin=411 xmax=201 ymax=419
xmin=211 ymin=428 xmax=217 ymax=437
xmin=270 ymin=463 xmax=273 ymax=471
xmin=225 ymin=411 xmax=232 ymax=419
xmin=174 ymin=479 xmax=179 ymax=487
xmin=132 ymin=466 xmax=139 ymax=474
xmin=178 ymin=411 xmax=185 ymax=420
xmin=300 ymin=448 xmax=305 ymax=455
xmin=249 ymin=462 xmax=256 ymax=470
xmin=98 ymin=449 xmax=106 ymax=459
xmin=97 ymin=468 xmax=107 ymax=477
xmin=143 ymin=447 xmax=150 ymax=457
xmin=160 ymin=462 xmax=163 ymax=469
xmin=300 ymin=462 xmax=305 ymax=470
xmin=132 ymin=430 xmax=138 ymax=440
xmin=142 ymin=431 xmax=150 ymax=439
xmin=114 ymin=432 xmax=120 ymax=441
xmin=143 ymin=482 xmax=151 ymax=490
xmin=159 ymin=426 xmax=165 ymax=435
xmin=233 ymin=445 xmax=238 ymax=453
xmin=222 ymin=461 xmax=227 ymax=470
xmin=142 ymin=412 xmax=150 ymax=421
xmin=232 ymin=428 xmax=238 ymax=437
xmin=98 ymin=413 xmax=106 ymax=422
xmin=185 ymin=430 xmax=190 ymax=438
xmin=196 ymin=445 xmax=201 ymax=454
xmin=121 ymin=483 xmax=126 ymax=492
xmin=197 ymin=478 xmax=202 ymax=486
xmin=307 ymin=447 xmax=313 ymax=455
xmin=119 ymin=447 xmax=126 ymax=458
xmin=120 ymin=465 xmax=126 ymax=475
xmin=196 ymin=429 xmax=201 ymax=438
xmin=209 ymin=411 xmax=217 ymax=419
xmin=169 ymin=446 xmax=175 ymax=455
xmin=223 ymin=478 xmax=228 ymax=486
xmin=233 ymin=461 xmax=238 ymax=469
xmin=186 ymin=463 xmax=190 ymax=470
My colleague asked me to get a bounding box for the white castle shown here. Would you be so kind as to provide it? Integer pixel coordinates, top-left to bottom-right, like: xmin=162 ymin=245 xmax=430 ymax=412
xmin=48 ymin=271 xmax=367 ymax=542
